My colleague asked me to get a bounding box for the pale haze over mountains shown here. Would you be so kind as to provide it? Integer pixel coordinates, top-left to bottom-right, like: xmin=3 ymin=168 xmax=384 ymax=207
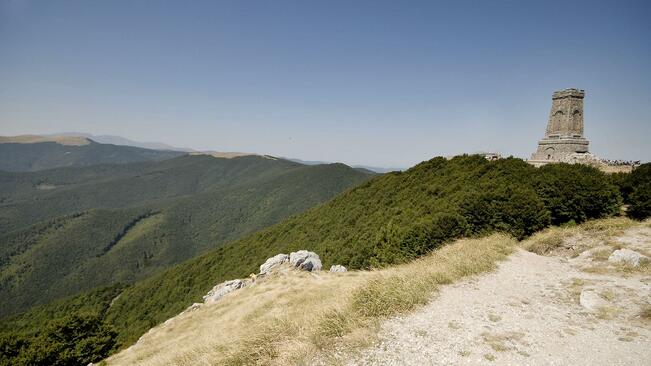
xmin=58 ymin=132 xmax=405 ymax=172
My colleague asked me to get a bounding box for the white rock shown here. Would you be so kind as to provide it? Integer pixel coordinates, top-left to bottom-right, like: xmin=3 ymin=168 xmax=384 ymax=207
xmin=203 ymin=279 xmax=248 ymax=304
xmin=329 ymin=264 xmax=347 ymax=272
xmin=259 ymin=253 xmax=289 ymax=275
xmin=608 ymin=249 xmax=649 ymax=267
xmin=185 ymin=302 xmax=202 ymax=312
xmin=579 ymin=289 xmax=609 ymax=312
xmin=289 ymin=250 xmax=322 ymax=271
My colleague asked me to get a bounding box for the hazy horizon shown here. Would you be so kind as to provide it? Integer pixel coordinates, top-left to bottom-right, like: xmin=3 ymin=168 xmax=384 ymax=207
xmin=2 ymin=1 xmax=650 ymax=168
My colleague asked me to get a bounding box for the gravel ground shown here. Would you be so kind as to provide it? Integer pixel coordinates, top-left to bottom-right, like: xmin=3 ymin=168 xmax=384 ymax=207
xmin=346 ymin=227 xmax=651 ymax=366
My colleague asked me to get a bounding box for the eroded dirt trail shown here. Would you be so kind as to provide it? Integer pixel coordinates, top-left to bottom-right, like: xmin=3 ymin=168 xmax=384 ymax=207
xmin=347 ymin=226 xmax=651 ymax=366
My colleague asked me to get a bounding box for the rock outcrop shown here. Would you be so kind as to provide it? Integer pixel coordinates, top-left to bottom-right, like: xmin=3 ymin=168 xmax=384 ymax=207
xmin=289 ymin=250 xmax=322 ymax=271
xmin=203 ymin=279 xmax=248 ymax=304
xmin=260 ymin=253 xmax=289 ymax=275
xmin=329 ymin=264 xmax=347 ymax=272
xmin=608 ymin=249 xmax=649 ymax=267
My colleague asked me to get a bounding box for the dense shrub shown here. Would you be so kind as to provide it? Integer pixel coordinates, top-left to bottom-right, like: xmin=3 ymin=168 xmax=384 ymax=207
xmin=461 ymin=185 xmax=550 ymax=239
xmin=0 ymin=313 xmax=116 ymax=366
xmin=625 ymin=163 xmax=651 ymax=220
xmin=628 ymin=183 xmax=651 ymax=219
xmin=375 ymin=213 xmax=469 ymax=263
xmin=532 ymin=164 xmax=621 ymax=224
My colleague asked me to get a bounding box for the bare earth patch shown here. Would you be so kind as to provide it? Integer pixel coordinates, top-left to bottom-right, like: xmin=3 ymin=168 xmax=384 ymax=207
xmin=345 ymin=221 xmax=651 ymax=366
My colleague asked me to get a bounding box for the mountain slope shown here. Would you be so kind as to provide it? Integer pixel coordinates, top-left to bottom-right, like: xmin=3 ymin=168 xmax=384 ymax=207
xmin=0 ymin=156 xmax=634 ymax=366
xmin=0 ymin=154 xmax=295 ymax=232
xmin=0 ymin=155 xmax=372 ymax=317
xmin=102 ymin=156 xmax=621 ymax=345
xmin=0 ymin=140 xmax=185 ymax=172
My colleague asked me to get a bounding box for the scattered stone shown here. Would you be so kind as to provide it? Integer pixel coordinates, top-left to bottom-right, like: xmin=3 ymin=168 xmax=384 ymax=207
xmin=203 ymin=279 xmax=248 ymax=304
xmin=330 ymin=264 xmax=347 ymax=272
xmin=259 ymin=253 xmax=289 ymax=275
xmin=608 ymin=249 xmax=649 ymax=267
xmin=579 ymin=289 xmax=609 ymax=312
xmin=186 ymin=302 xmax=202 ymax=312
xmin=289 ymin=250 xmax=322 ymax=271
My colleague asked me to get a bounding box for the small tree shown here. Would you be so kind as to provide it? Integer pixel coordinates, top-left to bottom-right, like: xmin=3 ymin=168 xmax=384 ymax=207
xmin=20 ymin=313 xmax=116 ymax=366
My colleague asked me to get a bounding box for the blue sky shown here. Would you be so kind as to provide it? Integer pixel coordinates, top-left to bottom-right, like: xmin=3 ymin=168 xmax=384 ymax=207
xmin=1 ymin=0 xmax=649 ymax=168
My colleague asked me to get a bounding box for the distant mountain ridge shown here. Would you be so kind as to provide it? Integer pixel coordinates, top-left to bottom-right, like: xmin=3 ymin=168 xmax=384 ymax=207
xmin=0 ymin=134 xmax=91 ymax=146
xmin=0 ymin=137 xmax=186 ymax=172
xmin=285 ymin=157 xmax=404 ymax=173
xmin=1 ymin=133 xmax=401 ymax=173
xmin=52 ymin=132 xmax=195 ymax=152
xmin=60 ymin=133 xmax=403 ymax=173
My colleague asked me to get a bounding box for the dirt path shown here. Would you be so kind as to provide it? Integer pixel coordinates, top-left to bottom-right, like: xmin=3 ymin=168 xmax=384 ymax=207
xmin=347 ymin=226 xmax=651 ymax=366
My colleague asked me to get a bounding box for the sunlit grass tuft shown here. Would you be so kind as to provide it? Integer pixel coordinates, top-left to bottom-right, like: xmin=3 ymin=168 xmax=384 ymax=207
xmin=523 ymin=217 xmax=636 ymax=256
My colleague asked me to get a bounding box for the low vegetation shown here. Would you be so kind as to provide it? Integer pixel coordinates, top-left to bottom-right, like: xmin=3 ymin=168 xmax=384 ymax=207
xmin=523 ymin=217 xmax=637 ymax=256
xmin=616 ymin=164 xmax=651 ymax=220
xmin=106 ymin=234 xmax=516 ymax=366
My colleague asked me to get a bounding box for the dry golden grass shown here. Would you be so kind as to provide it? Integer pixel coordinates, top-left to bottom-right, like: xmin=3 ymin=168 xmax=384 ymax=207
xmin=640 ymin=305 xmax=651 ymax=322
xmin=481 ymin=331 xmax=526 ymax=352
xmin=591 ymin=247 xmax=614 ymax=261
xmin=523 ymin=217 xmax=637 ymax=256
xmin=595 ymin=306 xmax=620 ymax=320
xmin=582 ymin=260 xmax=651 ymax=276
xmin=106 ymin=234 xmax=516 ymax=366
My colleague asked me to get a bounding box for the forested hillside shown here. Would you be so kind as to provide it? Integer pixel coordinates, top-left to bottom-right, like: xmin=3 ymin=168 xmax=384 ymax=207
xmin=2 ymin=156 xmax=648 ymax=366
xmin=0 ymin=155 xmax=373 ymax=318
xmin=103 ymin=156 xmax=624 ymax=346
xmin=1 ymin=154 xmax=322 ymax=232
xmin=0 ymin=140 xmax=185 ymax=172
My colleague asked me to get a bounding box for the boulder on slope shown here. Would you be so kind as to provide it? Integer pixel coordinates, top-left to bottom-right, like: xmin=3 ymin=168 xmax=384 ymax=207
xmin=329 ymin=265 xmax=347 ymax=273
xmin=289 ymin=250 xmax=322 ymax=272
xmin=608 ymin=249 xmax=649 ymax=267
xmin=259 ymin=253 xmax=289 ymax=275
xmin=203 ymin=279 xmax=248 ymax=304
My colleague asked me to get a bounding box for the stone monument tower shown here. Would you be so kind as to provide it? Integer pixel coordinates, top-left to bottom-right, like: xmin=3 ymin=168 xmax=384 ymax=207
xmin=530 ymin=88 xmax=590 ymax=166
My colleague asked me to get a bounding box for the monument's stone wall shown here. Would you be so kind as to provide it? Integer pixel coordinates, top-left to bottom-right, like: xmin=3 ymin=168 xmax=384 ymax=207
xmin=530 ymin=88 xmax=592 ymax=166
xmin=528 ymin=88 xmax=639 ymax=172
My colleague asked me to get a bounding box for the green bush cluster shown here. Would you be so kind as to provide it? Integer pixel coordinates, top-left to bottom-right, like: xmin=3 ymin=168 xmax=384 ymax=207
xmin=0 ymin=313 xmax=116 ymax=366
xmin=0 ymin=285 xmax=123 ymax=366
xmin=613 ymin=163 xmax=651 ymax=219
